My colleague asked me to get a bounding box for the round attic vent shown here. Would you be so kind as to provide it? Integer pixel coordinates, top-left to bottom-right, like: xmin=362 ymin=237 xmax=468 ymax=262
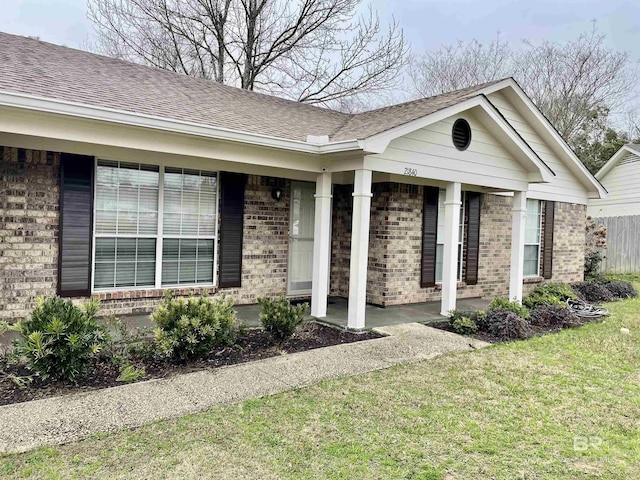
xmin=452 ymin=118 xmax=471 ymax=151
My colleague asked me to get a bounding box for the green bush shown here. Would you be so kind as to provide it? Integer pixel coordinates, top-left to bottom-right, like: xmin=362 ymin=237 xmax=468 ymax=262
xmin=12 ymin=297 xmax=109 ymax=382
xmin=523 ymin=283 xmax=577 ymax=309
xmin=488 ymin=297 xmax=530 ymax=319
xmin=152 ymin=292 xmax=242 ymax=361
xmin=258 ymin=293 xmax=308 ymax=343
xmin=451 ymin=316 xmax=478 ymax=335
xmin=116 ymin=364 xmax=146 ymax=383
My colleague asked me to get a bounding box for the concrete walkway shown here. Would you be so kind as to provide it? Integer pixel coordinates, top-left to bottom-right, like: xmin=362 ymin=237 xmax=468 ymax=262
xmin=0 ymin=323 xmax=490 ymax=454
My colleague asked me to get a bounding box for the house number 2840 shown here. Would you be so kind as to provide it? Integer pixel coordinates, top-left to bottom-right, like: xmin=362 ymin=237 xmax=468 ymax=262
xmin=404 ymin=167 xmax=418 ymax=177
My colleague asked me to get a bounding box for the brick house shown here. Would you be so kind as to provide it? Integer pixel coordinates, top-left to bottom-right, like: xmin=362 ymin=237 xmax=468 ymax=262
xmin=0 ymin=33 xmax=605 ymax=329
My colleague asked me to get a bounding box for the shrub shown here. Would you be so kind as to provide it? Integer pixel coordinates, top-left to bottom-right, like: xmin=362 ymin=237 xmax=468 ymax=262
xmin=483 ymin=309 xmax=532 ymax=341
xmin=116 ymin=364 xmax=146 ymax=383
xmin=603 ymin=281 xmax=638 ymax=299
xmin=572 ymin=282 xmax=614 ymax=303
xmin=12 ymin=297 xmax=109 ymax=382
xmin=488 ymin=297 xmax=530 ymax=319
xmin=529 ymin=305 xmax=583 ymax=329
xmin=523 ymin=283 xmax=577 ymax=309
xmin=258 ymin=293 xmax=308 ymax=343
xmin=152 ymin=292 xmax=241 ymax=361
xmin=451 ymin=316 xmax=478 ymax=335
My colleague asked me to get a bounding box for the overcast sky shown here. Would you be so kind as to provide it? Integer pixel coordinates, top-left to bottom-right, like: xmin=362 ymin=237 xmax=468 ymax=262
xmin=1 ymin=0 xmax=639 ymax=109
xmin=1 ymin=0 xmax=638 ymax=56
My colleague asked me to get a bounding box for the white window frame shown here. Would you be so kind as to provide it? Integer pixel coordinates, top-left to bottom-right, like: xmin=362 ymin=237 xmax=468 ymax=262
xmin=436 ymin=189 xmax=465 ymax=284
xmin=524 ymin=199 xmax=543 ymax=278
xmin=91 ymin=159 xmax=220 ymax=293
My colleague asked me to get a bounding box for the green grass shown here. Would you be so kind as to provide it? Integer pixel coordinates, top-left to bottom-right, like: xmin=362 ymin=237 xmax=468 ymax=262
xmin=2 ymin=285 xmax=640 ymax=479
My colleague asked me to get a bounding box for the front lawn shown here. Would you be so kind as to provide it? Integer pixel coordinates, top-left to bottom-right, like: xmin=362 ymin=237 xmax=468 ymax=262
xmin=2 ymin=285 xmax=639 ymax=479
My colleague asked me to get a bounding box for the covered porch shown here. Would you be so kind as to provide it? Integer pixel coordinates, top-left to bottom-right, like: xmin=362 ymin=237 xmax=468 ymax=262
xmin=310 ymin=99 xmax=555 ymax=330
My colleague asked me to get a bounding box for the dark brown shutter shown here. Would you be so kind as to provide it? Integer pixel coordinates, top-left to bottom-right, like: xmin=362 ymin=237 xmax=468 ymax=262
xmin=465 ymin=192 xmax=482 ymax=285
xmin=218 ymin=172 xmax=247 ymax=288
xmin=421 ymin=186 xmax=439 ymax=288
xmin=542 ymin=200 xmax=555 ymax=279
xmin=58 ymin=153 xmax=94 ymax=297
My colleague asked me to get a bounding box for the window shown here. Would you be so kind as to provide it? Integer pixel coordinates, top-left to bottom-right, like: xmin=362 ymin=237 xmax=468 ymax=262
xmin=93 ymin=161 xmax=218 ymax=290
xmin=524 ymin=199 xmax=542 ymax=277
xmin=435 ymin=189 xmax=465 ymax=283
xmin=94 ymin=161 xmax=159 ymax=288
xmin=161 ymin=168 xmax=217 ymax=286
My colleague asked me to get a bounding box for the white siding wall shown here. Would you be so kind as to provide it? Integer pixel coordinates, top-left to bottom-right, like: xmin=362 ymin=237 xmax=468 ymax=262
xmin=588 ymin=152 xmax=640 ymax=217
xmin=488 ymin=91 xmax=590 ymax=204
xmin=365 ymin=110 xmax=530 ymax=191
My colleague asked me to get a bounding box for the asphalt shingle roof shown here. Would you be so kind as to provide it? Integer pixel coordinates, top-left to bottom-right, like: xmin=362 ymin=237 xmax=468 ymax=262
xmin=0 ymin=32 xmax=504 ymax=143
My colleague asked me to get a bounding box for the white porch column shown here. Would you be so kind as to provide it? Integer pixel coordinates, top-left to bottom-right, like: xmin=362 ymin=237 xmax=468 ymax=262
xmin=440 ymin=182 xmax=462 ymax=316
xmin=311 ymin=172 xmax=332 ymax=317
xmin=347 ymin=169 xmax=373 ymax=330
xmin=509 ymin=191 xmax=528 ymax=302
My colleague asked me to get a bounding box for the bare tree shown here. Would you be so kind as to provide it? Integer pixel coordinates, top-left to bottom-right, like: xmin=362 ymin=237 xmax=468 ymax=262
xmin=87 ymin=0 xmax=407 ymax=109
xmin=409 ymin=35 xmax=511 ymax=96
xmin=408 ymin=28 xmax=638 ymax=148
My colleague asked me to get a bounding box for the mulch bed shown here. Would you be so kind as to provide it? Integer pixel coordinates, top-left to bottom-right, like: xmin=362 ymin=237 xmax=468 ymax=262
xmin=428 ymin=319 xmax=602 ymax=344
xmin=0 ymin=322 xmax=381 ymax=407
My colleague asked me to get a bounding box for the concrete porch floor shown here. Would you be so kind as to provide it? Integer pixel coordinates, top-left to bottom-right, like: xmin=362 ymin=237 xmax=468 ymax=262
xmin=319 ymin=297 xmax=490 ymax=329
xmin=105 ymin=296 xmax=491 ymax=333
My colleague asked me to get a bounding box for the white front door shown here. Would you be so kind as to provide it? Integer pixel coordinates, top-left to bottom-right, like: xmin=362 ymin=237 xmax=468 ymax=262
xmin=288 ymin=181 xmax=315 ymax=295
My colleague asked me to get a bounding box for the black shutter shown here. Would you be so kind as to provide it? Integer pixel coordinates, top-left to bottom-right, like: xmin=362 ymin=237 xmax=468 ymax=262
xmin=58 ymin=153 xmax=94 ymax=297
xmin=465 ymin=192 xmax=482 ymax=285
xmin=542 ymin=201 xmax=555 ymax=279
xmin=421 ymin=186 xmax=439 ymax=288
xmin=218 ymin=172 xmax=247 ymax=288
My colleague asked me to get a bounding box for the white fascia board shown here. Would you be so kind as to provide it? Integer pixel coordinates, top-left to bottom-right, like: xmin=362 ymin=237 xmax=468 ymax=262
xmin=361 ymin=95 xmax=554 ymax=183
xmin=0 ymin=90 xmax=363 ymax=155
xmin=476 ymin=78 xmax=608 ymax=199
xmin=595 ymin=145 xmax=636 ymax=180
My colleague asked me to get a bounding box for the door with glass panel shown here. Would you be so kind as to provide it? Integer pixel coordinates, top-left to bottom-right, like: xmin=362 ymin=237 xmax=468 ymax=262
xmin=288 ymin=181 xmax=315 ymax=295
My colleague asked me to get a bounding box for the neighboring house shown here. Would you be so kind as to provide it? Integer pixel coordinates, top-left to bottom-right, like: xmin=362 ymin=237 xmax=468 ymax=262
xmin=588 ymin=144 xmax=640 ymax=273
xmin=0 ymin=33 xmax=605 ymax=329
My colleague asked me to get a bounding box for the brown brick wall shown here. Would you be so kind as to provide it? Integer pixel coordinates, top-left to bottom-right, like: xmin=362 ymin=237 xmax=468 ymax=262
xmin=0 ymin=147 xmax=60 ymax=321
xmin=0 ymin=147 xmax=295 ymax=320
xmin=1 ymin=147 xmax=587 ymax=320
xmin=548 ymin=202 xmax=586 ymax=285
xmin=330 ymin=184 xmax=586 ymax=306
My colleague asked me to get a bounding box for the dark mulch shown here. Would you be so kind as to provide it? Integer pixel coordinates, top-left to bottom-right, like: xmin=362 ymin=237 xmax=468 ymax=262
xmin=428 ymin=320 xmax=598 ymax=344
xmin=0 ymin=322 xmax=381 ymax=407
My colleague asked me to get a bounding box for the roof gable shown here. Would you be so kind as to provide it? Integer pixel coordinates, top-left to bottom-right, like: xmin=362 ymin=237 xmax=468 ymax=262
xmin=474 ymin=78 xmax=606 ymax=199
xmin=596 ymin=144 xmax=640 ymax=180
xmin=363 ymin=95 xmax=554 ymax=184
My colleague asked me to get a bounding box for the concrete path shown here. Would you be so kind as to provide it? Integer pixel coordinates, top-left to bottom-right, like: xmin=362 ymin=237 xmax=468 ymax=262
xmin=0 ymin=323 xmax=489 ymax=454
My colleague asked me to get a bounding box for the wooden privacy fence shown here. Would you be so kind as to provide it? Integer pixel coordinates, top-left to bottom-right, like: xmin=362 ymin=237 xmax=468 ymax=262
xmin=595 ymin=215 xmax=640 ymax=273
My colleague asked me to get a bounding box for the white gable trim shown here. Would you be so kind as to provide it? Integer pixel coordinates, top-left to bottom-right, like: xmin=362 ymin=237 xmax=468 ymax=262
xmin=595 ymin=145 xmax=640 ymax=180
xmin=360 ymin=95 xmax=555 ymax=183
xmin=476 ymin=78 xmax=607 ymax=199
